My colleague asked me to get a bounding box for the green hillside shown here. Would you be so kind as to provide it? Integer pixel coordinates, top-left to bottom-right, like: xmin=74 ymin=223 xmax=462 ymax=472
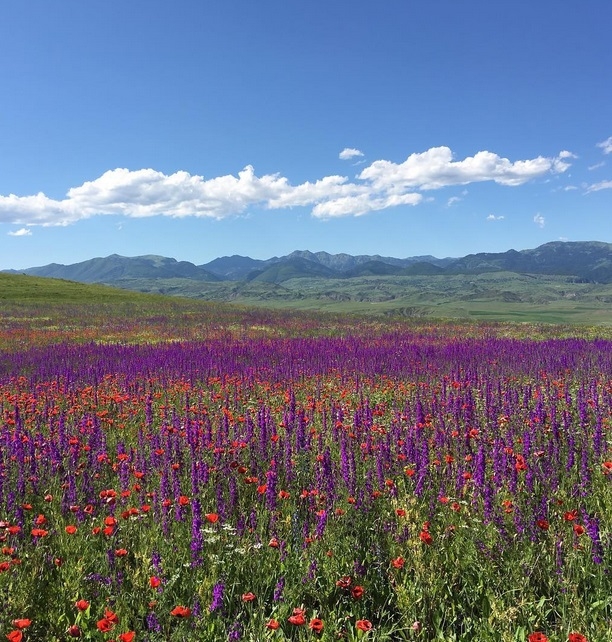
xmin=0 ymin=272 xmax=150 ymax=303
xmin=4 ymin=269 xmax=612 ymax=327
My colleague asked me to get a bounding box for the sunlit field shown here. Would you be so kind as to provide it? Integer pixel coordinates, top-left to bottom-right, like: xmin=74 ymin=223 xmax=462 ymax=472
xmin=0 ymin=296 xmax=610 ymax=641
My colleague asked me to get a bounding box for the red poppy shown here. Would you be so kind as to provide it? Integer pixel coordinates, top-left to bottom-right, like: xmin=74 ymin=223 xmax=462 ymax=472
xmin=395 ymin=508 xmax=406 ymax=517
xmin=6 ymin=631 xmax=22 ymax=642
xmin=528 ymin=633 xmax=548 ymax=642
xmin=564 ymin=510 xmax=578 ymax=522
xmin=241 ymin=592 xmax=256 ymax=602
xmin=536 ymin=519 xmax=549 ymax=531
xmin=75 ymin=599 xmax=90 ymax=611
xmin=104 ymin=610 xmax=119 ymax=624
xmin=265 ymin=619 xmax=280 ymax=630
xmin=65 ymin=525 xmax=78 ymax=534
xmin=67 ymin=624 xmax=81 ymax=638
xmin=568 ymin=633 xmax=588 ymax=642
xmin=11 ymin=621 xmax=31 ymax=630
xmin=288 ymin=613 xmax=306 ymax=626
xmin=205 ymin=513 xmax=219 ymax=523
xmin=356 ymin=619 xmax=373 ymax=632
xmin=115 ymin=548 xmax=128 ymax=557
xmin=573 ymin=524 xmax=585 ymax=536
xmin=150 ymin=576 xmax=161 ymax=588
xmin=419 ymin=530 xmax=433 ymax=545
xmin=336 ymin=576 xmax=352 ymax=589
xmin=118 ymin=632 xmax=135 ymax=642
xmin=351 ymin=585 xmax=365 ymax=599
xmin=309 ymin=618 xmax=324 ymax=633
xmin=31 ymin=528 xmax=49 ymax=538
xmin=96 ymin=619 xmax=114 ymax=633
xmin=268 ymin=537 xmax=279 ymax=548
xmin=170 ymin=605 xmax=191 ymax=617
xmin=178 ymin=495 xmax=190 ymax=506
xmin=391 ymin=556 xmax=405 ymax=569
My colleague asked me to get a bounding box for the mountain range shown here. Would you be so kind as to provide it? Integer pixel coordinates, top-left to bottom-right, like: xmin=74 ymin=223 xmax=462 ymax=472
xmin=6 ymin=241 xmax=612 ymax=285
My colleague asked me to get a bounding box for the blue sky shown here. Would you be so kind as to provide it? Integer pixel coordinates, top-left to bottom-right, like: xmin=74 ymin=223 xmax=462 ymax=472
xmin=1 ymin=0 xmax=611 ymax=269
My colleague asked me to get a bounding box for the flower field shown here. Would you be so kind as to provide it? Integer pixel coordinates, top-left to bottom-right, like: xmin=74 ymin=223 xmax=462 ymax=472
xmin=0 ymin=305 xmax=610 ymax=641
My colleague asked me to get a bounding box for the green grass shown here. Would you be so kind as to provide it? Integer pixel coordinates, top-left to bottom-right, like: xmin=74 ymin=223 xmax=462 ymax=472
xmin=67 ymin=270 xmax=612 ymax=325
xmin=0 ymin=273 xmax=146 ymax=302
xmin=4 ymin=270 xmax=612 ymax=327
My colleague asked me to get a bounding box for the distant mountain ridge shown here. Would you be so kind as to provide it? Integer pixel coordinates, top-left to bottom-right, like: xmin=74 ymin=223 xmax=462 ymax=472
xmin=5 ymin=241 xmax=612 ymax=285
xmin=12 ymin=254 xmax=221 ymax=283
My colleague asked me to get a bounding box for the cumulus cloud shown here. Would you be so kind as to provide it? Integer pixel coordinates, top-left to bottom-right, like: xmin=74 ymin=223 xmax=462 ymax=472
xmin=486 ymin=214 xmax=504 ymax=221
xmin=7 ymin=227 xmax=32 ymax=236
xmin=357 ymin=147 xmax=570 ymax=190
xmin=0 ymin=146 xmax=572 ymax=225
xmin=339 ymin=148 xmax=364 ymax=160
xmin=596 ymin=137 xmax=612 ymax=154
xmin=533 ymin=213 xmax=545 ymax=228
xmin=312 ymin=192 xmax=422 ymax=218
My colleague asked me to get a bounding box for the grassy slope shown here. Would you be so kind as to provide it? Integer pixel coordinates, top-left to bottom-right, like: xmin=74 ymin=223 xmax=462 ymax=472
xmin=3 ymin=271 xmax=612 ymax=326
xmin=0 ymin=272 xmax=145 ymax=302
xmin=108 ymin=271 xmax=612 ymax=325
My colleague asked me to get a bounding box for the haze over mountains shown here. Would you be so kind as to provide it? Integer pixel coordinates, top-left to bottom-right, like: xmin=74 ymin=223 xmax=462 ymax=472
xmin=6 ymin=241 xmax=612 ymax=285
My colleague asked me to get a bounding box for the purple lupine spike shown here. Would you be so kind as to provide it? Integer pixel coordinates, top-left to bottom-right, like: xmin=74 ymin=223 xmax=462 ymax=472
xmin=582 ymin=511 xmax=604 ymax=564
xmin=209 ymin=581 xmax=225 ymax=613
xmin=273 ymin=576 xmax=285 ymax=601
xmin=265 ymin=469 xmax=277 ymax=511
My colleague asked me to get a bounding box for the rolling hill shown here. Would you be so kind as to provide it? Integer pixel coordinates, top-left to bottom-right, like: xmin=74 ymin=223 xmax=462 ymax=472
xmin=4 ymin=241 xmax=612 ymax=324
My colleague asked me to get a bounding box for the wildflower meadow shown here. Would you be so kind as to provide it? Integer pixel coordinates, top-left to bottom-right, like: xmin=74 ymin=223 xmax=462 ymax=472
xmin=0 ymin=303 xmax=610 ymax=641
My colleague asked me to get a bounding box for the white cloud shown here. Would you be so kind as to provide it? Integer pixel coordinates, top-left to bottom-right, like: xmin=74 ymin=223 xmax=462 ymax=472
xmin=339 ymin=148 xmax=364 ymax=160
xmin=7 ymin=227 xmax=32 ymax=236
xmin=486 ymin=214 xmax=504 ymax=221
xmin=358 ymin=146 xmax=571 ymax=190
xmin=596 ymin=137 xmax=612 ymax=155
xmin=447 ymin=188 xmax=468 ymax=207
xmin=312 ymin=192 xmax=422 ymax=218
xmin=533 ymin=213 xmax=545 ymax=228
xmin=0 ymin=146 xmax=572 ymax=224
xmin=586 ymin=180 xmax=612 ymax=193
xmin=588 ymin=161 xmax=605 ymax=171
